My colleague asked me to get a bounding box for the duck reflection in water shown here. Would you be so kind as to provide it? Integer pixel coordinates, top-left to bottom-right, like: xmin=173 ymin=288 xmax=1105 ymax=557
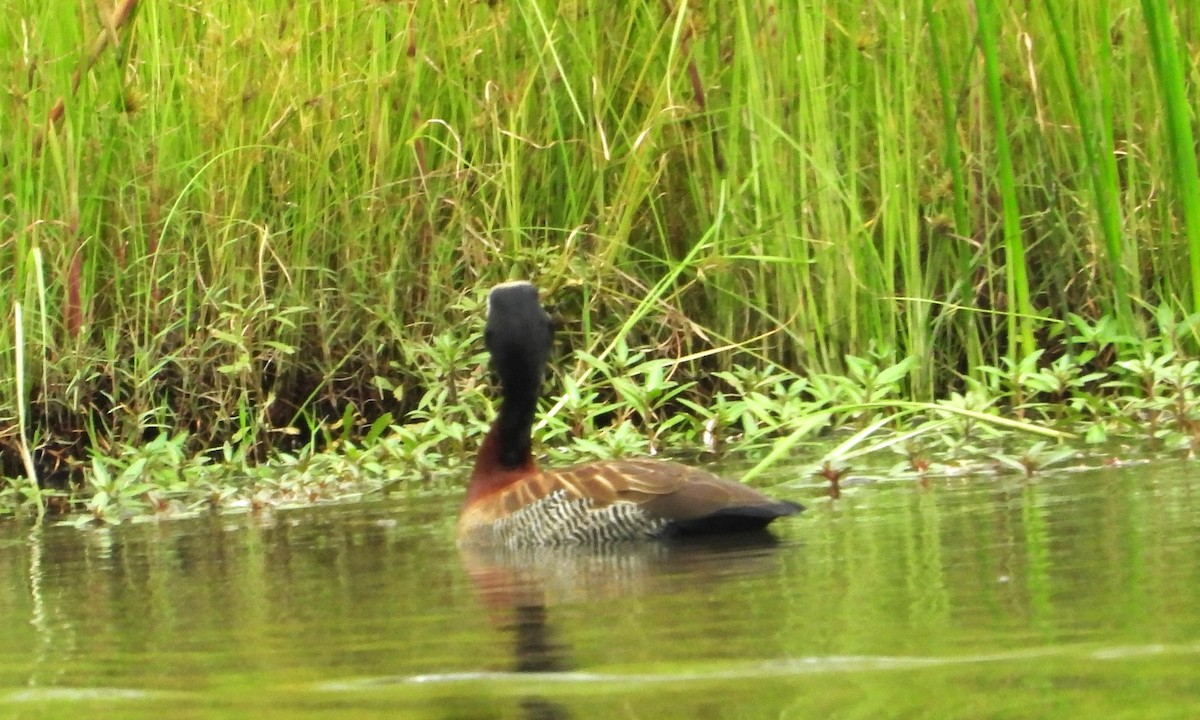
xmin=510 ymin=603 xmax=571 ymax=720
xmin=460 ymin=533 xmax=788 ymax=720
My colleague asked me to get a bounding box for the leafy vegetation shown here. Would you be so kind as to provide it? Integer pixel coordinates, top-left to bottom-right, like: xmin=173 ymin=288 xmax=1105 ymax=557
xmin=24 ymin=313 xmax=1200 ymax=525
xmin=3 ymin=1 xmax=1200 ymax=521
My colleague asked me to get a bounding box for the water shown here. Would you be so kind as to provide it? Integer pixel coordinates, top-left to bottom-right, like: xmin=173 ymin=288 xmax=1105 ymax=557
xmin=1 ymin=460 xmax=1199 ymax=718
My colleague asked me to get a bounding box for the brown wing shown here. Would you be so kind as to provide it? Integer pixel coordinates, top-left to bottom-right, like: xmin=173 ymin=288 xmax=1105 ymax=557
xmin=553 ymin=459 xmax=801 ymax=532
xmin=459 ymin=463 xmax=633 ymax=527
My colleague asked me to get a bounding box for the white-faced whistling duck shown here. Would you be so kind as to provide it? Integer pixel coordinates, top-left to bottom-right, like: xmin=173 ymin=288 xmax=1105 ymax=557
xmin=457 ymin=281 xmax=802 ymax=548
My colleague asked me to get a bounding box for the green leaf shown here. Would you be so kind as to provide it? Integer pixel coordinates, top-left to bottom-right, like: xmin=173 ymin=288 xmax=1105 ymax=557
xmin=875 ymin=357 xmax=918 ymax=387
xmin=365 ymin=413 xmax=394 ymax=445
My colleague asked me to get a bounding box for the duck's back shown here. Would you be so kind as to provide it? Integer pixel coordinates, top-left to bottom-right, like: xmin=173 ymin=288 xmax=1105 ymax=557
xmin=457 ymin=459 xmax=801 ymax=548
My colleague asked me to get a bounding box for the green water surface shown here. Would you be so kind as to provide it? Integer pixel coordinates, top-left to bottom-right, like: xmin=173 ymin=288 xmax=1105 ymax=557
xmin=1 ymin=461 xmax=1198 ymax=719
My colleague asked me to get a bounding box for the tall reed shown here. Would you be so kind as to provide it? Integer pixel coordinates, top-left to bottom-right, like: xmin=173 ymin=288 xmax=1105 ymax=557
xmin=1140 ymin=0 xmax=1200 ymax=313
xmin=1 ymin=0 xmax=1198 ymax=480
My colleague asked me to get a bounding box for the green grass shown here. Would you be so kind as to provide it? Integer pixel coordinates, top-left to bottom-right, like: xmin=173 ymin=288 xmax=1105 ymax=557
xmin=3 ymin=0 xmax=1200 ymax=516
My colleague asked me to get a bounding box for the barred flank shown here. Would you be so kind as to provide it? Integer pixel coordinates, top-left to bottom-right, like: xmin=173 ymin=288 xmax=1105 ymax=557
xmin=468 ymin=490 xmax=670 ymax=549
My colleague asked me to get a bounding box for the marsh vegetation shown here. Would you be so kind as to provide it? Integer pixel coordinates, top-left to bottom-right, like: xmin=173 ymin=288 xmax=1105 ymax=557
xmin=3 ymin=0 xmax=1200 ymax=520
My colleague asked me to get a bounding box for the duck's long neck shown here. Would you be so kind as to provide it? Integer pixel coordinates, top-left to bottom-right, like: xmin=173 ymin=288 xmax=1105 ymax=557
xmin=495 ymin=388 xmax=539 ymax=467
xmin=466 ymin=375 xmax=541 ymax=505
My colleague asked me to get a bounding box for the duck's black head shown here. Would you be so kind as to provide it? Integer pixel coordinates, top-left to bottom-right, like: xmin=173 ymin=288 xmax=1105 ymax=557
xmin=485 ymin=281 xmax=553 ymax=404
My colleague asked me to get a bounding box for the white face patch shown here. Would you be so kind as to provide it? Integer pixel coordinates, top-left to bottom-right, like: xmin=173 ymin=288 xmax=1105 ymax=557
xmin=486 ymin=280 xmax=536 ymax=318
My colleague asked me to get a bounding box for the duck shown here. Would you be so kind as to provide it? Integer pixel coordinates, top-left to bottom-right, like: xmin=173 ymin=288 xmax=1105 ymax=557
xmin=457 ymin=281 xmax=802 ymax=548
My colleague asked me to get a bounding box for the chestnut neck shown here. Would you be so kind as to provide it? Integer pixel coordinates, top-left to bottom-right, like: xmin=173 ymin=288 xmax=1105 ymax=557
xmin=465 ymin=381 xmax=541 ymax=506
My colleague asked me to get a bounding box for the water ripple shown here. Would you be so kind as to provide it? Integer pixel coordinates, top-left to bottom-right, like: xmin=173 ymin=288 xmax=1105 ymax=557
xmin=314 ymin=641 xmax=1200 ymax=692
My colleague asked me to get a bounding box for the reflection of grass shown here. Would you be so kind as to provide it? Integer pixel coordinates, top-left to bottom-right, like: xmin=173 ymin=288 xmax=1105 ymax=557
xmin=5 ymin=2 xmax=1200 ymax=518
